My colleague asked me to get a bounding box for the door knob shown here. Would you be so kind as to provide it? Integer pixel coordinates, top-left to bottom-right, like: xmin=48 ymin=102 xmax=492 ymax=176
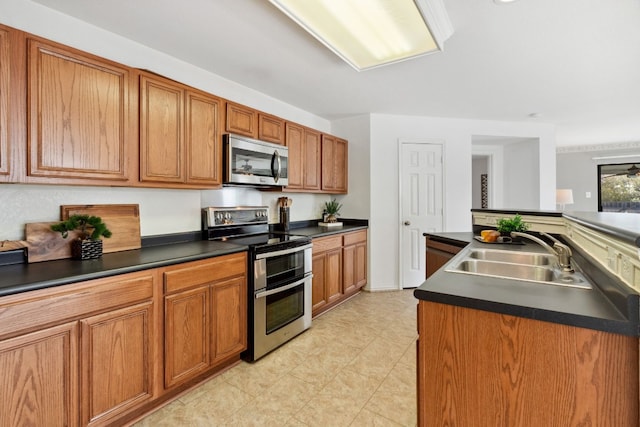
xmin=404 ymin=221 xmax=411 ymax=226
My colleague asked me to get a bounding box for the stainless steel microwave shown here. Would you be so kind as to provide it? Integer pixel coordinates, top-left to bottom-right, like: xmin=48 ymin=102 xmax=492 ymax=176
xmin=223 ymin=134 xmax=288 ymax=187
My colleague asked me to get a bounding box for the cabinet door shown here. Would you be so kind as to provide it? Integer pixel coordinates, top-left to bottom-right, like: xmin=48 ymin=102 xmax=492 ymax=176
xmin=285 ymin=122 xmax=304 ymax=189
xmin=258 ymin=113 xmax=284 ymax=145
xmin=321 ymin=134 xmax=348 ymax=193
xmin=27 ymin=38 xmax=133 ymax=181
xmin=0 ymin=26 xmax=9 ymax=177
xmin=211 ymin=276 xmax=247 ymax=363
xmin=80 ymin=302 xmax=154 ymax=426
xmin=139 ymin=74 xmax=184 ymax=183
xmin=312 ymin=252 xmax=327 ymax=313
xmin=342 ymin=244 xmax=357 ymax=295
xmin=164 ymin=286 xmax=209 ymax=389
xmin=334 ymin=138 xmax=348 ymax=193
xmin=304 ymin=128 xmax=322 ymax=190
xmin=321 ymin=134 xmax=336 ymax=192
xmin=0 ymin=322 xmax=79 ymax=427
xmin=325 ymin=248 xmax=343 ymax=304
xmin=185 ymin=90 xmax=222 ymax=186
xmin=354 ymin=242 xmax=367 ymax=288
xmin=225 ymin=102 xmax=257 ymax=138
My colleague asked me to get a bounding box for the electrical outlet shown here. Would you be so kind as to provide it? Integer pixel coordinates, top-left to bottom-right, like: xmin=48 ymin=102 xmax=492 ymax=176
xmin=585 ymin=192 xmax=591 ymax=198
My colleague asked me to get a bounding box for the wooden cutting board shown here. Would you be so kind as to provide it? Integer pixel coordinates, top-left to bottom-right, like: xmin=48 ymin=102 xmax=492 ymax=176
xmin=60 ymin=204 xmax=141 ymax=253
xmin=22 ymin=204 xmax=141 ymax=263
xmin=24 ymin=222 xmax=82 ymax=263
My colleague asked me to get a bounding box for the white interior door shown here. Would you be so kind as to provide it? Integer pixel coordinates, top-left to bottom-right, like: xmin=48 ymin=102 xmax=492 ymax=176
xmin=399 ymin=142 xmax=444 ymax=289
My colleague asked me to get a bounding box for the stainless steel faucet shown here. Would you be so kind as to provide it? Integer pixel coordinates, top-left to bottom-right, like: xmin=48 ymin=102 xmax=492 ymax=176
xmin=510 ymin=231 xmax=574 ymax=272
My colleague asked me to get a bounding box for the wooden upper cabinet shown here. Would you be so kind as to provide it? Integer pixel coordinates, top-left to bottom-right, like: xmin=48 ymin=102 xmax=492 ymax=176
xmin=285 ymin=122 xmax=321 ymax=191
xmin=140 ymin=73 xmax=184 ymax=183
xmin=140 ymin=73 xmax=222 ymax=187
xmin=27 ymin=37 xmax=134 ymax=182
xmin=225 ymin=102 xmax=257 ymax=138
xmin=0 ymin=27 xmax=10 ymax=177
xmin=304 ymin=128 xmax=322 ymax=190
xmin=258 ymin=113 xmax=284 ymax=145
xmin=321 ymin=134 xmax=348 ymax=193
xmin=185 ymin=89 xmax=222 ymax=186
xmin=285 ymin=122 xmax=304 ymax=189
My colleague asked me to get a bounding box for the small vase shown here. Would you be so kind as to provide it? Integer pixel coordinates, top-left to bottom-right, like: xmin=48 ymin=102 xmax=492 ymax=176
xmin=326 ymin=214 xmax=337 ymax=223
xmin=72 ymin=239 xmax=103 ymax=260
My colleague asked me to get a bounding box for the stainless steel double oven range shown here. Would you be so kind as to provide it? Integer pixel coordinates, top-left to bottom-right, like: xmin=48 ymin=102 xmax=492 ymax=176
xmin=202 ymin=206 xmax=312 ymax=361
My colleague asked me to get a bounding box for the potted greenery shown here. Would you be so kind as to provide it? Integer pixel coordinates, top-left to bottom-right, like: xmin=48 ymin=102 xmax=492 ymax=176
xmin=496 ymin=214 xmax=529 ymax=241
xmin=51 ymin=214 xmax=112 ymax=260
xmin=323 ymin=199 xmax=343 ymax=223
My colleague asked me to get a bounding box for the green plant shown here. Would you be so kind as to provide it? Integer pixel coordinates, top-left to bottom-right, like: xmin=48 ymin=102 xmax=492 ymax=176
xmin=324 ymin=198 xmax=342 ymax=216
xmin=51 ymin=214 xmax=112 ymax=241
xmin=496 ymin=214 xmax=529 ymax=234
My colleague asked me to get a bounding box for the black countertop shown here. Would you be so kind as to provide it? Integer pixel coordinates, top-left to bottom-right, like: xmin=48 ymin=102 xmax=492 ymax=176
xmin=563 ymin=211 xmax=640 ymax=247
xmin=290 ymin=223 xmax=368 ymax=238
xmin=0 ymin=221 xmax=368 ymax=298
xmin=416 ymin=231 xmax=639 ymax=336
xmin=471 ymin=208 xmax=640 ymax=248
xmin=0 ymin=240 xmax=248 ymax=297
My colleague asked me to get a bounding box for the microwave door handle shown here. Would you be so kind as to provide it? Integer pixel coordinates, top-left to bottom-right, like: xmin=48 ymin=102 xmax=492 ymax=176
xmin=272 ymin=150 xmax=281 ymax=183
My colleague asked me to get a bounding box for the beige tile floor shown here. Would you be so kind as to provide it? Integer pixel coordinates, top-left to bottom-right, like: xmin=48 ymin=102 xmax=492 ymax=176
xmin=133 ymin=289 xmax=418 ymax=427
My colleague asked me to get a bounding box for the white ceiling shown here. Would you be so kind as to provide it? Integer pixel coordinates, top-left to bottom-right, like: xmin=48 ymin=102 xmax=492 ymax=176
xmin=31 ymin=0 xmax=640 ymax=146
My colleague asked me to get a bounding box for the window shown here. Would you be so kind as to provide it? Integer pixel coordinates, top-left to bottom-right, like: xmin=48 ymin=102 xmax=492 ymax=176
xmin=598 ymin=163 xmax=640 ymax=212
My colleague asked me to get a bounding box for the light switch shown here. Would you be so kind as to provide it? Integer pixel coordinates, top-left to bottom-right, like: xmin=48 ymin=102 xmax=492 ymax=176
xmin=585 ymin=192 xmax=591 ymax=198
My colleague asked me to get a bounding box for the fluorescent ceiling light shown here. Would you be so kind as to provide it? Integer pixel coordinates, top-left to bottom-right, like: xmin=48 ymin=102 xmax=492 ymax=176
xmin=269 ymin=0 xmax=454 ymax=71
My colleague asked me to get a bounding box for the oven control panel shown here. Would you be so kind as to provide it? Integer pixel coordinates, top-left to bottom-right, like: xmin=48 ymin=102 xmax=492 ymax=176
xmin=203 ymin=206 xmax=269 ymax=227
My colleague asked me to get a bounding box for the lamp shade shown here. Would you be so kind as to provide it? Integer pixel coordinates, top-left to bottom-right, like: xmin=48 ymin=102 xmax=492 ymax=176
xmin=556 ymin=189 xmax=574 ymax=206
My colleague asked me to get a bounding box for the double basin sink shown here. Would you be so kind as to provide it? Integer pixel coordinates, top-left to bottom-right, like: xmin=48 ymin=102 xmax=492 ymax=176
xmin=445 ymin=247 xmax=592 ymax=289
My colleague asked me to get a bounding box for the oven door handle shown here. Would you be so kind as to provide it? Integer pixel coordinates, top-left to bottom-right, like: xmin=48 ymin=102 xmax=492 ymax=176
xmin=255 ymin=243 xmax=313 ymax=260
xmin=255 ymin=275 xmax=313 ymax=299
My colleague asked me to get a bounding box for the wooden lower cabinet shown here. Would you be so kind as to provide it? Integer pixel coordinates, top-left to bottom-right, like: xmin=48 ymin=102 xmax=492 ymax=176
xmin=0 ymin=322 xmax=79 ymax=427
xmin=81 ymin=302 xmax=154 ymax=426
xmin=163 ymin=253 xmax=247 ymax=389
xmin=211 ymin=276 xmax=247 ymax=362
xmin=312 ymin=230 xmax=367 ymax=317
xmin=425 ymin=235 xmax=466 ymax=278
xmin=0 ymin=251 xmax=248 ymax=427
xmin=343 ymin=230 xmax=367 ymax=294
xmin=164 ymin=286 xmax=209 ymax=388
xmin=417 ymin=301 xmax=639 ymax=426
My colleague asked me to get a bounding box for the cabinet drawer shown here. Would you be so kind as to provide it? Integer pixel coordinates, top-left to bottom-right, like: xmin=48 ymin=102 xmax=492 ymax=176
xmin=313 ymin=235 xmax=343 ymax=253
xmin=343 ymin=230 xmax=367 ymax=246
xmin=0 ymin=270 xmax=154 ymax=340
xmin=164 ymin=252 xmax=247 ymax=294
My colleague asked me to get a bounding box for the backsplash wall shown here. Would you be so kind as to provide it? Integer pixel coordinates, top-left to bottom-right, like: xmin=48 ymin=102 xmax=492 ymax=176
xmin=0 ymin=185 xmax=335 ymax=241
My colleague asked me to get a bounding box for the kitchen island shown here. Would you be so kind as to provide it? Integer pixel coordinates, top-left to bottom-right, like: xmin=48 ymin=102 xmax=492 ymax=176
xmin=415 ymin=210 xmax=640 ymax=426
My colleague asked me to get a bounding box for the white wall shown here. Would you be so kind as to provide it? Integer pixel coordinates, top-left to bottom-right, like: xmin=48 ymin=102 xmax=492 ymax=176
xmin=503 ymin=138 xmax=540 ymax=209
xmin=331 ymin=115 xmax=372 ymax=220
xmin=1 ymin=1 xmax=333 ymax=241
xmin=343 ymin=114 xmax=556 ymax=291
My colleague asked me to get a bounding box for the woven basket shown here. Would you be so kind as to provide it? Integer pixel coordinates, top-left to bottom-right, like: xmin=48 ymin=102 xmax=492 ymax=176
xmin=72 ymin=239 xmax=103 ymax=260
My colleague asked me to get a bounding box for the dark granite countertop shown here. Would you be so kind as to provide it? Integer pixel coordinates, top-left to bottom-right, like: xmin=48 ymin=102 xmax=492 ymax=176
xmin=471 ymin=208 xmax=640 ymax=248
xmin=0 ymin=219 xmax=369 ymax=298
xmin=0 ymin=240 xmax=248 ymax=297
xmin=416 ymin=231 xmax=639 ymax=336
xmin=564 ymin=211 xmax=640 ymax=247
xmin=290 ymin=223 xmax=368 ymax=238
